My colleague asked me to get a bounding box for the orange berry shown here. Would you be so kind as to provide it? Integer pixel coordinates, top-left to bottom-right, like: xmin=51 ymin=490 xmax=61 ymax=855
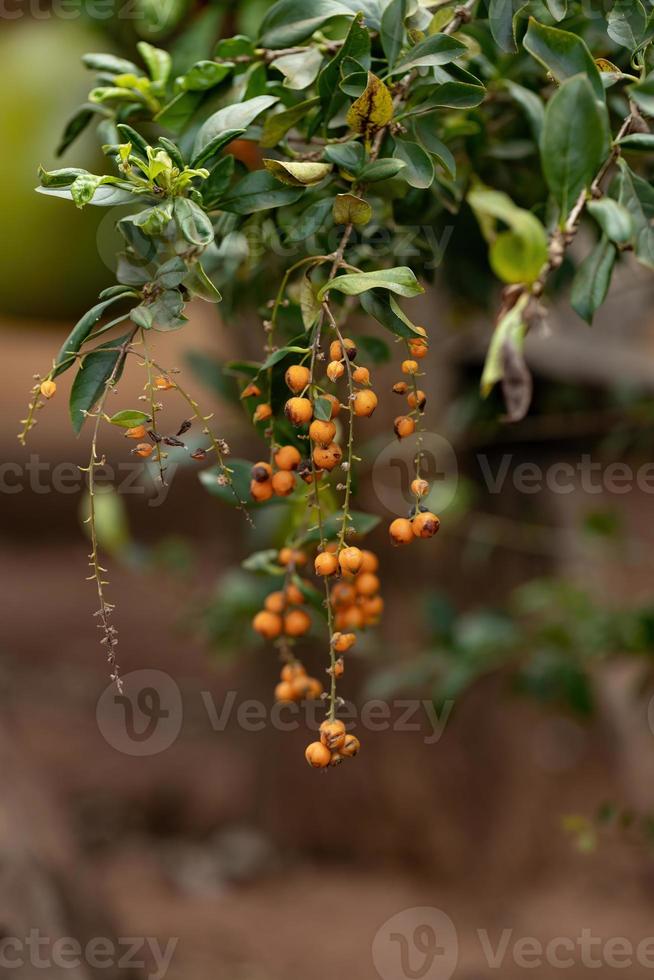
xmin=411 ymin=478 xmax=429 ymax=497
xmin=253 ymin=610 xmax=283 ymax=639
xmin=407 ymin=389 xmax=427 ymax=411
xmin=331 ymin=582 xmax=356 ymax=607
xmin=272 ymin=470 xmax=296 ymax=496
xmin=305 ymin=741 xmax=331 ymax=768
xmin=333 ymin=658 xmax=345 ymax=678
xmin=304 ymin=677 xmax=324 ymax=699
xmin=392 ymin=381 xmax=408 ymax=395
xmin=315 ymin=552 xmax=339 ymax=577
xmin=285 ymin=364 xmax=311 ymax=393
xmin=309 ymin=419 xmax=336 ymax=446
xmin=353 ymin=390 xmax=378 ymax=417
xmin=265 ymin=591 xmax=286 ymax=614
xmin=279 ymin=547 xmax=307 ymax=567
xmin=327 ymin=360 xmax=345 ymax=382
xmin=253 ymin=403 xmax=272 ymax=423
xmin=340 ymin=605 xmax=365 ymax=630
xmin=402 ymin=360 xmax=419 ymax=375
xmin=134 ymin=443 xmax=153 ymax=458
xmin=251 ymin=461 xmax=273 ymax=483
xmin=329 ymin=338 xmax=357 ymax=361
xmin=285 ymin=583 xmax=305 ymax=605
xmin=389 ymin=517 xmax=414 ymax=546
xmin=412 ymin=512 xmax=440 ymax=539
xmin=356 ymin=572 xmax=380 ymax=597
xmin=360 ymin=595 xmax=384 ymax=621
xmin=240 ymin=382 xmax=261 ymax=399
xmin=274 ymin=445 xmax=301 ymax=471
xmin=275 ymin=681 xmax=297 ymax=703
xmin=333 ymin=632 xmax=356 ymax=653
xmin=340 ymin=734 xmax=360 ymax=757
xmin=125 ymin=425 xmax=147 ymax=440
xmin=352 ymin=366 xmax=370 ymax=385
xmin=339 ymin=547 xmax=363 ymax=575
xmin=154 ymin=375 xmax=175 ymax=391
xmin=250 ymin=479 xmax=273 ymax=502
xmin=408 ymin=338 xmax=428 ymax=359
xmin=394 ymin=415 xmax=415 ymax=439
xmin=322 ymin=393 xmax=341 ymax=418
xmin=320 ymin=719 xmax=346 ymax=750
xmin=281 ymin=662 xmax=305 ymax=682
xmin=284 ymin=609 xmax=311 ymax=637
xmin=359 ymin=550 xmax=379 ymax=573
xmin=40 ymin=379 xmax=57 ymax=399
xmin=312 ymin=442 xmax=343 ymax=471
xmin=285 ymin=397 xmax=313 ymax=426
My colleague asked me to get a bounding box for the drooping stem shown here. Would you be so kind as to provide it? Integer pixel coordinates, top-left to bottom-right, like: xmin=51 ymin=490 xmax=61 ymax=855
xmin=140 ymin=330 xmax=167 ymax=487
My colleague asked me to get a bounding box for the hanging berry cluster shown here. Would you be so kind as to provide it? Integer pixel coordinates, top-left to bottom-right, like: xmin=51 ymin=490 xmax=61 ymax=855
xmin=21 ymin=0 xmax=652 ymax=766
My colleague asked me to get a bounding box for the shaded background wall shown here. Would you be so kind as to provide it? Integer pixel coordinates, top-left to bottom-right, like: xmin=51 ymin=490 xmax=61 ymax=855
xmin=2 ymin=8 xmax=654 ymax=980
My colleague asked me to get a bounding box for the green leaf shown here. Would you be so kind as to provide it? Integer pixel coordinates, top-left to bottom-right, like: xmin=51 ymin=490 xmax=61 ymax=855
xmin=628 ymin=72 xmax=654 ymax=116
xmin=358 ymin=158 xmax=406 ymax=182
xmin=545 ymin=0 xmax=567 ymax=20
xmin=586 ymin=198 xmax=634 ymax=245
xmin=285 ymin=197 xmax=334 ymax=242
xmin=541 ymin=74 xmax=609 ymax=219
xmin=318 ymin=15 xmax=371 ymax=121
xmin=607 ymin=0 xmax=647 ymax=51
xmin=468 ymin=184 xmax=548 ymax=285
xmin=191 ymin=128 xmax=246 ymax=169
xmin=115 ymin=123 xmax=150 ymax=160
xmin=155 ymin=92 xmax=203 ymax=134
xmin=502 ymin=79 xmax=545 ymax=141
xmin=70 ymin=335 xmax=130 ymax=434
xmin=179 ymin=60 xmax=232 ymax=92
xmin=271 ymin=47 xmax=324 ymax=89
xmin=157 ymin=137 xmax=185 ymax=170
xmin=173 ymin=198 xmax=215 ymax=246
xmin=56 ymin=105 xmax=96 ymax=157
xmin=108 ymin=409 xmax=151 ymax=428
xmin=261 ymin=98 xmax=320 ymax=148
xmin=263 ymin=159 xmax=333 ymax=186
xmin=82 ymin=52 xmax=141 ymax=75
xmin=202 ymin=155 xmax=235 ymax=209
xmin=389 ymin=33 xmax=467 ymax=73
xmin=346 ymin=72 xmax=394 ymax=141
xmin=38 ymin=166 xmax=88 ymax=188
xmin=618 ymin=133 xmax=654 ymax=151
xmin=53 ymin=294 xmax=133 ymax=378
xmin=318 ymin=267 xmax=423 ymax=301
xmin=324 ymin=140 xmax=365 ymax=174
xmin=406 ymin=81 xmax=485 ymax=112
xmin=156 ymin=256 xmax=188 ymax=289
xmin=314 ymin=396 xmax=334 ymax=420
xmin=614 ymin=159 xmax=654 ymax=269
xmin=184 ymin=263 xmax=223 ymax=303
xmin=571 ymin=236 xmax=616 ymax=324
xmin=259 ymin=0 xmax=356 ymax=48
xmin=219 ymin=170 xmax=305 ymax=214
xmin=523 ymin=18 xmax=604 ymax=101
xmin=193 ymin=95 xmax=279 ymax=158
xmin=137 ymin=41 xmax=172 ymax=84
xmin=480 ymin=294 xmax=529 ymax=397
xmin=381 ymin=0 xmax=408 ymax=67
xmin=393 ymin=138 xmax=434 ymax=189
xmin=488 ymin=0 xmax=516 ymax=52
xmin=413 ymin=117 xmax=456 ymax=177
xmin=300 ymin=274 xmax=322 ymax=329
xmin=149 ymin=290 xmax=188 ymax=332
xmin=360 ymin=290 xmax=423 ymax=339
xmin=333 ymin=193 xmax=372 ymax=225
xmin=260 ymin=345 xmax=312 ymax=371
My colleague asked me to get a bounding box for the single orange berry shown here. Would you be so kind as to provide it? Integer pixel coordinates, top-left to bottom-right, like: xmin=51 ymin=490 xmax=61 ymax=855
xmin=353 ymin=390 xmax=378 ymax=417
xmin=154 ymin=376 xmax=175 ymax=391
xmin=327 ymin=360 xmax=345 ymax=382
xmin=251 ymin=461 xmax=273 ymax=483
xmin=401 ymin=360 xmax=419 ymax=376
xmin=285 ymin=582 xmax=305 ymax=605
xmin=274 ymin=445 xmax=301 ymax=471
xmin=407 ymin=389 xmax=427 ymax=411
xmin=411 ymin=478 xmax=430 ymax=497
xmin=279 ymin=547 xmax=307 ymax=567
xmin=125 ymin=425 xmax=147 ymax=440
xmin=339 ymin=547 xmax=363 ymax=575
xmin=352 ymin=366 xmax=370 ymax=385
xmin=333 ymin=632 xmax=356 ymax=653
xmin=253 ymin=403 xmax=273 ymax=423
xmin=275 ymin=681 xmax=297 ymax=703
xmin=412 ymin=512 xmax=441 ymax=539
xmin=240 ymin=382 xmax=262 ymax=399
xmin=340 ymin=734 xmax=360 ymax=757
xmin=393 ymin=381 xmax=408 ymax=395
xmin=330 ymin=338 xmax=357 ymax=361
xmin=312 ymin=443 xmax=343 ymax=471
xmin=361 ymin=595 xmax=384 ymax=621
xmin=250 ymin=479 xmax=273 ymax=502
xmin=40 ymin=379 xmax=57 ymax=399
xmin=360 ymin=550 xmax=379 ymax=573
xmin=315 ymin=552 xmax=339 ymax=577
xmin=309 ymin=419 xmax=336 ymax=446
xmin=389 ymin=517 xmax=414 ymax=546
xmin=333 ymin=658 xmax=345 ymax=678
xmin=272 ymin=470 xmax=296 ymax=497
xmin=284 ymin=609 xmax=312 ymax=637
xmin=394 ymin=416 xmax=415 ymax=439
xmin=305 ymin=741 xmax=331 ymax=768
xmin=341 ymin=605 xmax=365 ymax=629
xmin=331 ymin=582 xmax=356 ymax=607
xmin=281 ymin=662 xmax=306 ymax=683
xmin=265 ymin=591 xmax=286 ymax=614
xmin=320 ymin=719 xmax=346 ymax=750
xmin=285 ymin=397 xmax=313 ymax=426
xmin=356 ymin=572 xmax=380 ymax=597
xmin=303 ymin=677 xmax=324 ymax=699
xmin=285 ymin=364 xmax=311 ymax=393
xmin=252 ymin=610 xmax=283 ymax=639
xmin=134 ymin=443 xmax=154 ymax=458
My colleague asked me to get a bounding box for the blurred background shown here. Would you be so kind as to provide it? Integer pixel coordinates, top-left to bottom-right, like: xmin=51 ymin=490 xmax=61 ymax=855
xmin=3 ymin=3 xmax=654 ymax=978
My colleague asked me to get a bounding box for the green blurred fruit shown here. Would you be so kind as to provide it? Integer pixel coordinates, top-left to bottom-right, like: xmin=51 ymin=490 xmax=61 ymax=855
xmin=0 ymin=20 xmax=114 ymax=319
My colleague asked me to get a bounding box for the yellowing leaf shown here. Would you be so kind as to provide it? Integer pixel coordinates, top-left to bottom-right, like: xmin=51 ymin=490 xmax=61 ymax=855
xmin=333 ymin=193 xmax=372 ymax=226
xmin=346 ymin=72 xmax=393 ymax=142
xmin=263 ymin=159 xmax=333 ymax=187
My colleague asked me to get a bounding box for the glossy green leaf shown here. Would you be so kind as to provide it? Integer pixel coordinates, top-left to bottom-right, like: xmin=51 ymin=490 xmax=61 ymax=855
xmin=502 ymin=79 xmax=545 ymax=141
xmin=628 ymin=72 xmax=654 ymax=116
xmin=53 ymin=294 xmax=133 ymax=378
xmin=56 ymin=105 xmax=96 ymax=157
xmin=391 ymin=33 xmax=467 ymax=73
xmin=358 ymin=158 xmax=406 ymax=182
xmin=607 ymin=0 xmax=647 ymax=51
xmin=571 ymin=236 xmax=616 ymax=324
xmin=618 ymin=133 xmax=654 ymax=151
xmin=184 ymin=263 xmax=223 ymax=303
xmin=193 ymin=95 xmax=279 ymax=158
xmin=202 ymin=155 xmax=235 ymax=209
xmin=523 ymin=18 xmax=604 ymax=100
xmin=82 ymin=52 xmax=141 ymax=75
xmin=318 ymin=266 xmax=423 ymax=301
xmin=191 ymin=128 xmax=246 ymax=169
xmin=318 ymin=15 xmax=371 ymax=120
xmin=155 ymin=92 xmax=203 ymax=133
xmin=259 ymin=0 xmax=356 ymax=48
xmin=380 ymin=0 xmax=408 ymax=66
xmin=488 ymin=0 xmax=516 ymax=52
xmin=360 ymin=290 xmax=423 ymax=339
xmin=393 ymin=138 xmax=434 ymax=189
xmin=108 ymin=409 xmax=151 ymax=428
xmin=261 ymin=98 xmax=320 ymax=148
xmin=285 ymin=197 xmax=334 ymax=242
xmin=219 ymin=171 xmax=305 ymax=214
xmin=271 ymin=47 xmax=324 ymax=89
xmin=413 ymin=116 xmax=456 ymax=177
xmin=137 ymin=41 xmax=172 ymax=84
xmin=324 ymin=140 xmax=365 ymax=174
xmin=615 ymin=159 xmax=654 ymax=269
xmin=406 ymin=81 xmax=485 ymax=112
xmin=173 ymin=198 xmax=215 ymax=246
xmin=545 ymin=0 xmax=567 ymax=20
xmin=179 ymin=60 xmax=232 ymax=92
xmin=586 ymin=198 xmax=634 ymax=245
xmin=70 ymin=334 xmax=130 ymax=433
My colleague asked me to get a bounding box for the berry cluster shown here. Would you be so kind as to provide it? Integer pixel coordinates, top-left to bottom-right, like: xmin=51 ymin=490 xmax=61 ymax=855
xmin=305 ymin=720 xmax=360 ymax=769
